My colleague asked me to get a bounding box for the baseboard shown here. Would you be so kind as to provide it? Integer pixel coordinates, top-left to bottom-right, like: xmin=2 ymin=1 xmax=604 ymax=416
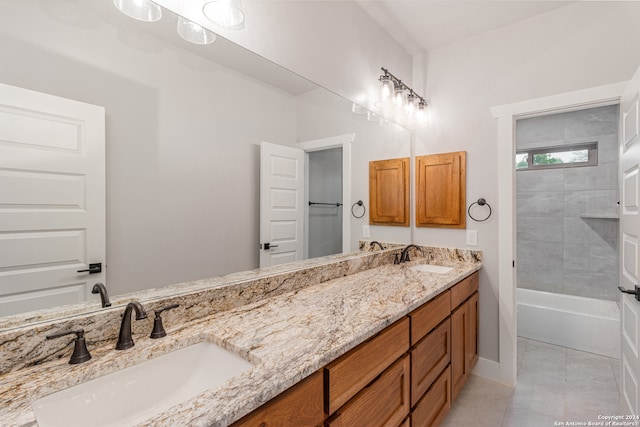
xmin=472 ymin=357 xmax=501 ymax=382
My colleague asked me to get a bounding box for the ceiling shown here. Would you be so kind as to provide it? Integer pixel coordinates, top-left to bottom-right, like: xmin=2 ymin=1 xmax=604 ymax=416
xmin=358 ymin=1 xmax=572 ymax=55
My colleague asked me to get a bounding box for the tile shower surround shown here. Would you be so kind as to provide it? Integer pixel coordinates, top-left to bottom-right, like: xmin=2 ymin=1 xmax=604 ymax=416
xmin=516 ymin=105 xmax=619 ymax=300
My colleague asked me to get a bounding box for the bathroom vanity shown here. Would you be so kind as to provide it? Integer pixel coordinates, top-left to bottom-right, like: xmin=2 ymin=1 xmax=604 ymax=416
xmin=0 ymin=245 xmax=481 ymax=427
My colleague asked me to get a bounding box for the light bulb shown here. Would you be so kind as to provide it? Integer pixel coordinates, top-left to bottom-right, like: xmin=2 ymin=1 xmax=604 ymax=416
xmin=380 ymin=75 xmax=393 ymax=101
xmin=203 ymin=0 xmax=245 ymax=29
xmin=177 ymin=17 xmax=216 ymax=44
xmin=113 ymin=0 xmax=162 ymax=22
xmin=416 ymin=101 xmax=427 ymax=124
xmin=394 ymin=82 xmax=405 ymax=109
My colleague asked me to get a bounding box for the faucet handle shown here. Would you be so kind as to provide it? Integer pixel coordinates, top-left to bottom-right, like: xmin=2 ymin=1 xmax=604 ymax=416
xmin=150 ymin=304 xmax=179 ymax=339
xmin=46 ymin=329 xmax=92 ymax=364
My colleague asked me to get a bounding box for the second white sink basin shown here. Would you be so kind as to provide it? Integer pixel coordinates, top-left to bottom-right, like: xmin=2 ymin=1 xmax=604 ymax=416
xmin=410 ymin=264 xmax=454 ymax=274
xmin=32 ymin=342 xmax=254 ymax=427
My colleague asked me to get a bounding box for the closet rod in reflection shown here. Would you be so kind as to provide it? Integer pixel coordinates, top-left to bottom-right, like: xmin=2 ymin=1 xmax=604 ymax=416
xmin=308 ymin=201 xmax=343 ymax=207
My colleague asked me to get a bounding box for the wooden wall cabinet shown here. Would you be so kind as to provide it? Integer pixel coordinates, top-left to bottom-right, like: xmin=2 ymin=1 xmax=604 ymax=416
xmin=369 ymin=158 xmax=410 ymax=226
xmin=416 ymin=151 xmax=466 ymax=229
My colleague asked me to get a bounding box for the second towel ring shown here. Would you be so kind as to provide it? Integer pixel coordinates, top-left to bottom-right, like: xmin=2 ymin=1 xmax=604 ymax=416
xmin=351 ymin=200 xmax=366 ymax=219
xmin=468 ymin=198 xmax=492 ymax=222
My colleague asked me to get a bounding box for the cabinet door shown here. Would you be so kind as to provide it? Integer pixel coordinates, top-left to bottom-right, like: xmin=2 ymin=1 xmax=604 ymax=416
xmin=451 ymin=292 xmax=479 ymax=401
xmin=416 ymin=151 xmax=466 ymax=229
xmin=467 ymin=292 xmax=479 ymax=373
xmin=231 ymin=371 xmax=324 ymax=427
xmin=411 ymin=319 xmax=451 ymax=407
xmin=409 ymin=290 xmax=450 ymax=345
xmin=451 ymin=301 xmax=467 ymax=401
xmin=369 ymin=157 xmax=410 ymax=226
xmin=325 ymin=317 xmax=410 ymax=414
xmin=411 ymin=366 xmax=451 ymax=427
xmin=327 ymin=355 xmax=410 ymax=427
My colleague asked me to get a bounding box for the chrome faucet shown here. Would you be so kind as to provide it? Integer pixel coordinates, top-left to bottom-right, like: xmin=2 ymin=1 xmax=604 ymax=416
xmin=116 ymin=301 xmax=147 ymax=350
xmin=396 ymin=244 xmax=422 ymax=264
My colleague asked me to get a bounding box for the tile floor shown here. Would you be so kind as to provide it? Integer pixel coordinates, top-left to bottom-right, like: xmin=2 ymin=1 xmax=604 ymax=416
xmin=440 ymin=338 xmax=625 ymax=427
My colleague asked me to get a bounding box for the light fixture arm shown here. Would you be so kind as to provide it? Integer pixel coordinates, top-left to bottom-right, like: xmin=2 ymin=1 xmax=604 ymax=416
xmin=379 ymin=67 xmax=427 ymax=105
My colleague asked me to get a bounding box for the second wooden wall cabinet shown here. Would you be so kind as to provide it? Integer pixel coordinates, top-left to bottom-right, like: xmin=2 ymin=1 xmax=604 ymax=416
xmin=232 ymin=272 xmax=480 ymax=427
xmin=416 ymin=151 xmax=467 ymax=229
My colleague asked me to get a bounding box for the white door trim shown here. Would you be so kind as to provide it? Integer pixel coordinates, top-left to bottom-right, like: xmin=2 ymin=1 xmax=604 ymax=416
xmin=490 ymin=81 xmax=626 ymax=386
xmin=296 ymin=133 xmax=354 ymax=256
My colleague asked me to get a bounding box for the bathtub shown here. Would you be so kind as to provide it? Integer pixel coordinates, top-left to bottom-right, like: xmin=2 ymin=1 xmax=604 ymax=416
xmin=517 ymin=288 xmax=620 ymax=358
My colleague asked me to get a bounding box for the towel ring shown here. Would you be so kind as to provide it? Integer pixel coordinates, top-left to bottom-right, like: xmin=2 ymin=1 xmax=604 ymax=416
xmin=351 ymin=200 xmax=366 ymax=219
xmin=468 ymin=198 xmax=492 ymax=222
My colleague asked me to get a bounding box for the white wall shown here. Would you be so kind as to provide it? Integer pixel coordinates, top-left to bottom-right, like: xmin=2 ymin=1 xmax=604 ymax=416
xmin=0 ymin=0 xmax=297 ymax=296
xmin=157 ymin=0 xmax=414 ymax=114
xmin=415 ymin=2 xmax=640 ymax=363
xmin=295 ymin=88 xmax=412 ymax=249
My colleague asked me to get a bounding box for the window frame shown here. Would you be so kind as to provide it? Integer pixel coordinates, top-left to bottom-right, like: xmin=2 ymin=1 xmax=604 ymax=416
xmin=515 ymin=142 xmax=598 ymax=171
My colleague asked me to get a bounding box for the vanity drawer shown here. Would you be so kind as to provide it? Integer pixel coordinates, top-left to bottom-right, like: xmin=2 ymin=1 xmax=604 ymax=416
xmin=231 ymin=370 xmax=324 ymax=427
xmin=409 ymin=290 xmax=450 ymax=345
xmin=325 ymin=317 xmax=410 ymax=414
xmin=410 ymin=319 xmax=451 ymax=407
xmin=326 ymin=355 xmax=410 ymax=427
xmin=411 ymin=365 xmax=451 ymax=427
xmin=450 ymin=271 xmax=478 ymax=309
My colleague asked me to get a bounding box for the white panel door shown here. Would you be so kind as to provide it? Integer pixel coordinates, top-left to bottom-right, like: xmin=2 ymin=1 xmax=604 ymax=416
xmin=0 ymin=83 xmax=105 ymax=316
xmin=620 ymin=67 xmax=640 ymax=414
xmin=259 ymin=141 xmax=304 ymax=268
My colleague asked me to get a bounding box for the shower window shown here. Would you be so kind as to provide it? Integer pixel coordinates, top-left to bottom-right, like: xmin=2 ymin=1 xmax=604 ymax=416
xmin=515 ymin=142 xmax=597 ymax=170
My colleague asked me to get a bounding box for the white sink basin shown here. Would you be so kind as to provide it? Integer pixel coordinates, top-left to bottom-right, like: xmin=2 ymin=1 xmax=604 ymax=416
xmin=32 ymin=342 xmax=254 ymax=427
xmin=410 ymin=264 xmax=454 ymax=274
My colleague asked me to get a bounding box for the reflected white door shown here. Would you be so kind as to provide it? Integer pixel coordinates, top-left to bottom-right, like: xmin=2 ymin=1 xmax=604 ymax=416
xmin=259 ymin=141 xmax=304 ymax=268
xmin=620 ymin=66 xmax=640 ymax=414
xmin=0 ymin=83 xmax=105 ymax=316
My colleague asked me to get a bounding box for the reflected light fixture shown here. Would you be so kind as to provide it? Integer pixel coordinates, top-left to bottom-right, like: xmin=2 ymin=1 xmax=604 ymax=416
xmin=203 ymin=0 xmax=245 ymax=29
xmin=376 ymin=67 xmax=428 ymax=127
xmin=177 ymin=16 xmax=217 ymax=45
xmin=113 ymin=0 xmax=162 ymax=22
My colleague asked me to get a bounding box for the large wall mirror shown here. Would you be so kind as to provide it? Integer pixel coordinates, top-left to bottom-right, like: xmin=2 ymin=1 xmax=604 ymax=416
xmin=0 ymin=0 xmax=410 ymax=329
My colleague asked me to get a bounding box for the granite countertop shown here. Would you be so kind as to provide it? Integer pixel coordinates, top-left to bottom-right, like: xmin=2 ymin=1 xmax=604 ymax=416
xmin=0 ymin=252 xmax=481 ymax=427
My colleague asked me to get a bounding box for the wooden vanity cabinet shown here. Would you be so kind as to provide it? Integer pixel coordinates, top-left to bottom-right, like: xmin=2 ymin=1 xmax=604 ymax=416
xmin=326 ymin=355 xmax=411 ymax=427
xmin=450 ymin=273 xmax=479 ymax=401
xmin=232 ymin=272 xmax=479 ymax=427
xmin=230 ymin=370 xmax=325 ymax=427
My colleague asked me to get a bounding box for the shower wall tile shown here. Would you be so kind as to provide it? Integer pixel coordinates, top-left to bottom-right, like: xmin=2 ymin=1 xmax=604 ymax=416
xmin=563 ymin=105 xmax=619 ymax=140
xmin=564 ymin=218 xmax=591 ymax=244
xmin=516 ymin=114 xmax=565 ymax=148
xmin=517 ymin=241 xmax=563 ymax=267
xmin=516 ymin=105 xmax=619 ymax=301
xmin=517 ymin=263 xmax=563 ymax=293
xmin=563 ymin=162 xmax=617 ymax=191
xmin=517 ymin=217 xmax=563 ymax=243
xmin=564 ymin=190 xmax=618 ymax=217
xmin=563 ymin=243 xmax=589 ymax=270
xmin=589 ymin=240 xmax=619 ymax=273
xmin=517 ymin=169 xmax=564 ymax=192
xmin=563 ymin=270 xmax=618 ymax=301
xmin=517 ymin=192 xmax=564 ymax=217
xmin=586 ymin=218 xmax=619 ymax=244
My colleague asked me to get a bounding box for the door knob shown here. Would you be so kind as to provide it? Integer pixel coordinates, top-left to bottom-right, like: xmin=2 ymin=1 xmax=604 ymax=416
xmin=260 ymin=243 xmax=279 ymax=250
xmin=618 ymin=285 xmax=640 ymax=301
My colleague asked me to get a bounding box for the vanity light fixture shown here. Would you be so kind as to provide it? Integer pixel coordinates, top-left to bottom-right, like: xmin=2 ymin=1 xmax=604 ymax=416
xmin=377 ymin=67 xmax=428 ymax=127
xmin=177 ymin=16 xmax=217 ymax=45
xmin=113 ymin=0 xmax=162 ymax=22
xmin=203 ymin=0 xmax=245 ymax=29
